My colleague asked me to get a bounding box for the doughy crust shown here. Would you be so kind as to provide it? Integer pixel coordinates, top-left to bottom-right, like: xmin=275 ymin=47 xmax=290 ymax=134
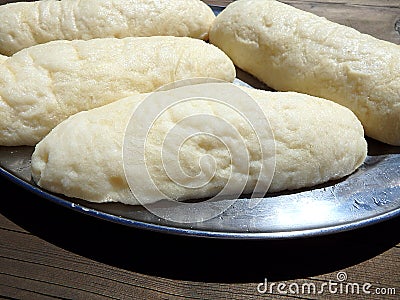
xmin=0 ymin=36 xmax=235 ymax=146
xmin=209 ymin=0 xmax=400 ymax=146
xmin=0 ymin=0 xmax=216 ymax=55
xmin=31 ymin=84 xmax=367 ymax=205
xmin=0 ymin=54 xmax=7 ymax=63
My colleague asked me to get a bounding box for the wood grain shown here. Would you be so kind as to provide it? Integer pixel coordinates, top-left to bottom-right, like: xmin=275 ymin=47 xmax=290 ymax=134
xmin=0 ymin=0 xmax=399 ymax=299
xmin=1 ymin=218 xmax=399 ymax=299
xmin=0 ymin=218 xmax=399 ymax=300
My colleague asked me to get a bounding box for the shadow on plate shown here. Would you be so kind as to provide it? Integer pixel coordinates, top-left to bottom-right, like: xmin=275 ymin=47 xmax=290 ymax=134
xmin=366 ymin=137 xmax=400 ymax=156
xmin=1 ymin=175 xmax=399 ymax=283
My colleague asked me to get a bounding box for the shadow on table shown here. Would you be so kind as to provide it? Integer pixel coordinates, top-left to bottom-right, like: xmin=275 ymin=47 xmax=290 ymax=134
xmin=1 ymin=175 xmax=399 ymax=283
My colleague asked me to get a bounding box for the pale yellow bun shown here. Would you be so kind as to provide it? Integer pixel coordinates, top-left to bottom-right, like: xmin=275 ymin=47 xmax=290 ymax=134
xmin=31 ymin=84 xmax=367 ymax=205
xmin=0 ymin=36 xmax=235 ymax=146
xmin=210 ymin=0 xmax=400 ymax=146
xmin=0 ymin=0 xmax=216 ymax=55
xmin=0 ymin=54 xmax=7 ymax=63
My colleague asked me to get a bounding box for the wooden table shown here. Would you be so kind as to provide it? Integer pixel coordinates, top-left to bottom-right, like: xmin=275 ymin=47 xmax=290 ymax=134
xmin=1 ymin=0 xmax=399 ymax=299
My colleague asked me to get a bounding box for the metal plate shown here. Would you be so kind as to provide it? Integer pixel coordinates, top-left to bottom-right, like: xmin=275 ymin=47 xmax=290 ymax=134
xmin=0 ymin=5 xmax=399 ymax=239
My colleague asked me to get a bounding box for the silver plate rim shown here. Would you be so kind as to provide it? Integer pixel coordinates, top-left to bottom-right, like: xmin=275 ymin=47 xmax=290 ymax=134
xmin=1 ymin=166 xmax=399 ymax=240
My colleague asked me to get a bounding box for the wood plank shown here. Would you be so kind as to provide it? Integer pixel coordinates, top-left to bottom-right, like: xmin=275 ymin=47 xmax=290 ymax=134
xmin=0 ymin=283 xmax=59 ymax=300
xmin=205 ymin=0 xmax=400 ymax=8
xmin=282 ymin=0 xmax=400 ymax=7
xmin=254 ymin=248 xmax=400 ymax=299
xmin=0 ymin=217 xmax=29 ymax=235
xmin=283 ymin=1 xmax=400 ymax=44
xmin=0 ymin=229 xmax=233 ymax=300
xmin=1 ymin=219 xmax=399 ymax=300
xmin=0 ymin=273 xmax=117 ymax=300
xmin=0 ymin=258 xmax=193 ymax=300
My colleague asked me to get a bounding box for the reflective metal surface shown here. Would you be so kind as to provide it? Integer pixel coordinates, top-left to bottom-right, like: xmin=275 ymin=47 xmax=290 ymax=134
xmin=0 ymin=5 xmax=399 ymax=239
xmin=1 ymin=89 xmax=399 ymax=240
